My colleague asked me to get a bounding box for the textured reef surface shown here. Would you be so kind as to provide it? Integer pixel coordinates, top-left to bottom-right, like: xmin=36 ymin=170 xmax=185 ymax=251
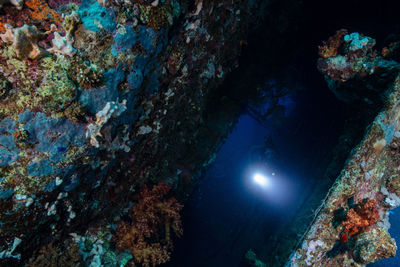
xmin=0 ymin=0 xmax=268 ymax=265
xmin=289 ymin=31 xmax=400 ymax=266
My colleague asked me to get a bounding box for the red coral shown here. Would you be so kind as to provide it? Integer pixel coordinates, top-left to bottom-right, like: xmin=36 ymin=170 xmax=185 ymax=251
xmin=343 ymin=199 xmax=380 ymax=237
xmin=115 ymin=182 xmax=183 ymax=267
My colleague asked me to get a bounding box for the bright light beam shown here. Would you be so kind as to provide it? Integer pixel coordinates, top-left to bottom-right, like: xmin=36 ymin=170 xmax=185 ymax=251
xmin=253 ymin=173 xmax=269 ymax=187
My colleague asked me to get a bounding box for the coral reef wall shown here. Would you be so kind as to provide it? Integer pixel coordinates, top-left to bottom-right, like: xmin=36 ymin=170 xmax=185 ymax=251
xmin=289 ymin=31 xmax=400 ymax=266
xmin=0 ymin=0 xmax=267 ymax=264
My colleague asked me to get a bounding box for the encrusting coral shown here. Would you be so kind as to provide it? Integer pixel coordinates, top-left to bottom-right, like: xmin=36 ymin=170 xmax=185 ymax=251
xmin=115 ymin=182 xmax=183 ymax=267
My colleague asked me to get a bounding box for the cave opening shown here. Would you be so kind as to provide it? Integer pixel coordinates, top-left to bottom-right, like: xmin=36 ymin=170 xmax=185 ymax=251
xmin=166 ymin=0 xmax=400 ymax=266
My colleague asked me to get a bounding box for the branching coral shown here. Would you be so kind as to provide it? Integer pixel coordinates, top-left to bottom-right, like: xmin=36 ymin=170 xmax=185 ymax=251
xmin=115 ymin=182 xmax=183 ymax=267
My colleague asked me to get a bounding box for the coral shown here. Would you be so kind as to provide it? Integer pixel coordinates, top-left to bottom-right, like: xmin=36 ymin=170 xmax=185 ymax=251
xmin=0 ymin=75 xmax=12 ymax=99
xmin=48 ymin=0 xmax=79 ymax=9
xmin=291 ymin=32 xmax=400 ymax=266
xmin=47 ymin=32 xmax=76 ymax=56
xmin=342 ymin=199 xmax=380 ymax=237
xmin=386 ymin=173 xmax=400 ymax=196
xmin=115 ymin=182 xmax=183 ymax=267
xmin=167 ymin=49 xmax=183 ymax=75
xmin=147 ymin=6 xmax=168 ymax=31
xmin=37 ymin=58 xmax=78 ymax=111
xmin=63 ymin=11 xmax=80 ymax=36
xmin=86 ymin=99 xmax=127 ymax=147
xmin=0 ymin=24 xmax=14 ymax=43
xmin=0 ymin=0 xmax=265 ymax=264
xmin=317 ymin=31 xmax=380 ymax=82
xmin=327 ymin=198 xmax=380 ymax=258
xmin=0 ymin=237 xmax=21 ymax=260
xmin=344 ymin=32 xmax=376 ymax=56
xmin=67 ymin=57 xmax=103 ymax=89
xmin=25 ymin=0 xmax=63 ymax=30
xmin=13 ymin=25 xmax=46 ymax=59
xmin=70 ymin=229 xmax=134 ymax=267
xmin=318 ymin=29 xmax=348 ymax=59
xmin=63 ymin=101 xmax=86 ymax=123
xmin=78 ymin=0 xmax=115 ymax=33
xmin=26 ymin=241 xmax=82 ymax=267
xmin=354 ymin=227 xmax=396 ymax=264
xmin=1 ymin=24 xmax=49 ymax=60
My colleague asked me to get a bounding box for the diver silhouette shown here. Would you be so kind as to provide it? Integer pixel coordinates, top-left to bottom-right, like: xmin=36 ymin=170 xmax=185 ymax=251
xmin=248 ymin=136 xmax=277 ymax=166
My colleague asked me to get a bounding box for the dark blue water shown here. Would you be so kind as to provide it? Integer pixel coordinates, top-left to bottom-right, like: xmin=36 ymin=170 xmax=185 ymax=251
xmin=162 ymin=0 xmax=400 ymax=265
xmin=167 ymin=81 xmax=348 ymax=266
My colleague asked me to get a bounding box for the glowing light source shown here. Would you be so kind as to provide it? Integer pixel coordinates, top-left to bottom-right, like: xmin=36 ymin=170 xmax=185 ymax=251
xmin=253 ymin=173 xmax=269 ymax=187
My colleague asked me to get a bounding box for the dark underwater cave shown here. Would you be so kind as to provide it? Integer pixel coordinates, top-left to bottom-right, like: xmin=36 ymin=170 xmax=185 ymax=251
xmin=165 ymin=0 xmax=400 ymax=266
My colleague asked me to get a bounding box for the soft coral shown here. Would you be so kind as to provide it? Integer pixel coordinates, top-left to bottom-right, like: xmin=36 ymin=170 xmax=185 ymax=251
xmin=115 ymin=182 xmax=183 ymax=267
xmin=343 ymin=199 xmax=380 ymax=237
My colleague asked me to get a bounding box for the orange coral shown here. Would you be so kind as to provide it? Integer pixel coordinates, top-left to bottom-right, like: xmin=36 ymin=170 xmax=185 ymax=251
xmin=0 ymin=17 xmax=12 ymax=33
xmin=25 ymin=0 xmax=63 ymax=30
xmin=343 ymin=199 xmax=379 ymax=236
xmin=318 ymin=29 xmax=348 ymax=59
xmin=115 ymin=182 xmax=183 ymax=267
